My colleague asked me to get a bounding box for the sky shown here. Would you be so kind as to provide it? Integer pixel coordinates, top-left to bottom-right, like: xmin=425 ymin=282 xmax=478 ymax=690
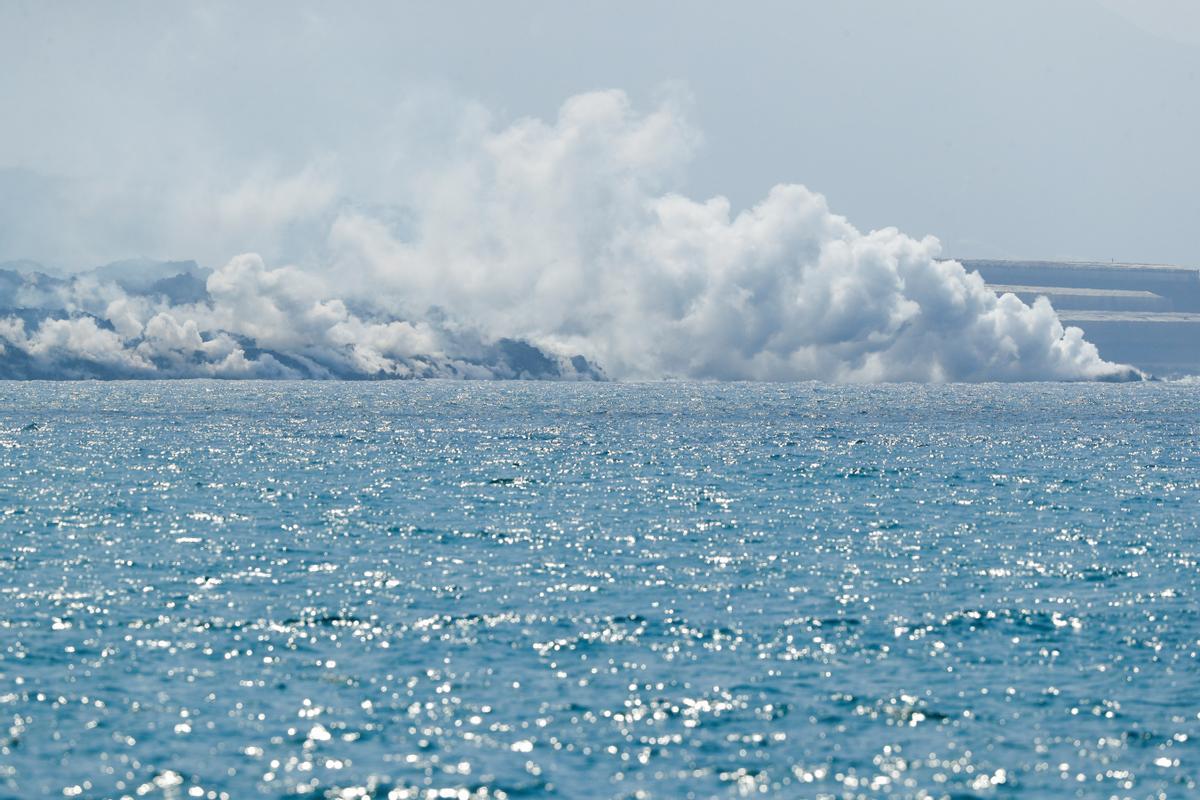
xmin=1 ymin=0 xmax=1198 ymax=272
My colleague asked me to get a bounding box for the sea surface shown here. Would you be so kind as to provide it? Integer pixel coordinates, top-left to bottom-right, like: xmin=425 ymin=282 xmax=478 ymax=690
xmin=1 ymin=381 xmax=1198 ymax=800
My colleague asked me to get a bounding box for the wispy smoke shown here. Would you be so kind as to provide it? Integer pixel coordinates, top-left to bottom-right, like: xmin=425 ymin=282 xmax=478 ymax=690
xmin=0 ymin=90 xmax=1138 ymax=381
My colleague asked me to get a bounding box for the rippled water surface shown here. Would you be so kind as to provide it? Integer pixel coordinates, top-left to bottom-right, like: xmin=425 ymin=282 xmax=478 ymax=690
xmin=1 ymin=381 xmax=1198 ymax=799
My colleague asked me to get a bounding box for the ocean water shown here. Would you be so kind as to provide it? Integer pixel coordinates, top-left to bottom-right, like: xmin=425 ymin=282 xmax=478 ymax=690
xmin=0 ymin=381 xmax=1197 ymax=800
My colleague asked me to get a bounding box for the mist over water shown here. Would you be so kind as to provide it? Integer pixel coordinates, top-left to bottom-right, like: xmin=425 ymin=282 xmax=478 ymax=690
xmin=0 ymin=92 xmax=1137 ymax=382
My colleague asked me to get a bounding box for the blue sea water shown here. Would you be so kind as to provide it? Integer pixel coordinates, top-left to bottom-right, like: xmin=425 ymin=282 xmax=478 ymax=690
xmin=0 ymin=380 xmax=1198 ymax=799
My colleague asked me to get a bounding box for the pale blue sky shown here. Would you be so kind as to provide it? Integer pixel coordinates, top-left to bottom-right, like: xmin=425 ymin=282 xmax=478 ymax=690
xmin=2 ymin=0 xmax=1198 ymax=269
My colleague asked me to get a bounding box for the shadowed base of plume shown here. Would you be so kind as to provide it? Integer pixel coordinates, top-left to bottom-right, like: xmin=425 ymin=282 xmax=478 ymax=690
xmin=226 ymin=335 xmax=605 ymax=381
xmin=1094 ymin=366 xmax=1150 ymax=382
xmin=0 ymin=325 xmax=605 ymax=381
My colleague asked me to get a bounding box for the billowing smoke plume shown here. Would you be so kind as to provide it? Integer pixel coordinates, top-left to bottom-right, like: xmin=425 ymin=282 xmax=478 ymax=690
xmin=0 ymin=90 xmax=1138 ymax=381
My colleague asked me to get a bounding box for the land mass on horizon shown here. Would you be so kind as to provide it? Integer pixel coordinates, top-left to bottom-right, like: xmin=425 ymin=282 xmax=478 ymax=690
xmin=0 ymin=255 xmax=1194 ymax=381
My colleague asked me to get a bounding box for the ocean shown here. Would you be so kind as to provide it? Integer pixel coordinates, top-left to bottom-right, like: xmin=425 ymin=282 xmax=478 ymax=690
xmin=0 ymin=381 xmax=1196 ymax=799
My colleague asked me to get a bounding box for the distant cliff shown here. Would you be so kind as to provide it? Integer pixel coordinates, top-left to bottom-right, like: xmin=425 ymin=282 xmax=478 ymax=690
xmin=959 ymin=259 xmax=1200 ymax=378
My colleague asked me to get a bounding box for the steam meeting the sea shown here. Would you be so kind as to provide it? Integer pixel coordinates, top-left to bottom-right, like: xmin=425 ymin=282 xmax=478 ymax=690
xmin=2 ymin=3 xmax=1200 ymax=799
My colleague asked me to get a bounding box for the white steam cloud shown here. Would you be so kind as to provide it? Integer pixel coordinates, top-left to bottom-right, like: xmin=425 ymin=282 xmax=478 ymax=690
xmin=0 ymin=90 xmax=1137 ymax=382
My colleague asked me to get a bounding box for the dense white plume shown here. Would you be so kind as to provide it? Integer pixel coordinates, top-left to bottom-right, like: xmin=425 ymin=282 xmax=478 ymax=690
xmin=0 ymin=91 xmax=1137 ymax=381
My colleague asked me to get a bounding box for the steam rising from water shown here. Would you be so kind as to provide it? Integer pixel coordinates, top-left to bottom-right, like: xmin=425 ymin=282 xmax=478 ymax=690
xmin=0 ymin=91 xmax=1137 ymax=381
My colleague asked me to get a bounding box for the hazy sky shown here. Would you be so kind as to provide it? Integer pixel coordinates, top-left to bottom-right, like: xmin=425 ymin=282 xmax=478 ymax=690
xmin=2 ymin=0 xmax=1198 ymax=270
